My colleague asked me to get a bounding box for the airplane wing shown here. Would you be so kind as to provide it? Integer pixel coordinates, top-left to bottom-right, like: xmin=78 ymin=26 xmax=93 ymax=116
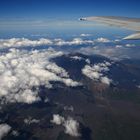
xmin=79 ymin=16 xmax=140 ymax=40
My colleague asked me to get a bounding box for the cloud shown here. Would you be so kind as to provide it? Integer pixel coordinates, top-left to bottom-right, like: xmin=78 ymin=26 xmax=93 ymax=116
xmin=54 ymin=38 xmax=94 ymax=46
xmin=54 ymin=37 xmax=111 ymax=46
xmin=14 ymin=90 xmax=41 ymax=104
xmin=64 ymin=106 xmax=74 ymax=112
xmin=70 ymin=56 xmax=83 ymax=61
xmin=116 ymin=45 xmax=123 ymax=48
xmin=11 ymin=130 xmax=19 ymax=137
xmin=63 ymin=117 xmax=80 ymax=137
xmin=78 ymin=38 xmax=139 ymax=60
xmin=82 ymin=65 xmax=101 ymax=80
xmin=0 ymin=48 xmax=80 ymax=104
xmin=80 ymin=34 xmax=91 ymax=37
xmin=125 ymin=44 xmax=135 ymax=47
xmin=82 ymin=62 xmax=112 ymax=85
xmin=0 ymin=37 xmax=112 ymax=50
xmin=51 ymin=114 xmax=65 ymax=125
xmin=0 ymin=38 xmax=95 ymax=49
xmin=24 ymin=117 xmax=40 ymax=125
xmin=0 ymin=124 xmax=11 ymax=140
xmin=115 ymin=39 xmax=121 ymax=42
xmin=51 ymin=114 xmax=80 ymax=137
xmin=101 ymin=76 xmax=112 ymax=85
xmin=79 ymin=45 xmax=127 ymax=60
xmin=116 ymin=44 xmax=135 ymax=48
xmin=0 ymin=38 xmax=53 ymax=49
xmin=70 ymin=56 xmax=90 ymax=64
xmin=95 ymin=37 xmax=110 ymax=43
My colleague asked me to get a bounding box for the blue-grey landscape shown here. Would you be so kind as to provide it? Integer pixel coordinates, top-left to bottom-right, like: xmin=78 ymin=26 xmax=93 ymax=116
xmin=0 ymin=0 xmax=140 ymax=140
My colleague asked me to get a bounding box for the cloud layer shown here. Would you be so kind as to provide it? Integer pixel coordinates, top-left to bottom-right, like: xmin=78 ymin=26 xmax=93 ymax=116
xmin=51 ymin=114 xmax=80 ymax=137
xmin=82 ymin=61 xmax=112 ymax=85
xmin=0 ymin=37 xmax=111 ymax=49
xmin=0 ymin=38 xmax=53 ymax=49
xmin=0 ymin=48 xmax=80 ymax=104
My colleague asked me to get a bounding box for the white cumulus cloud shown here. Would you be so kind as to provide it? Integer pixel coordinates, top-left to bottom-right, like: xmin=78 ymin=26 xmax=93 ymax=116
xmin=51 ymin=114 xmax=65 ymax=125
xmin=63 ymin=117 xmax=80 ymax=137
xmin=101 ymin=76 xmax=112 ymax=85
xmin=0 ymin=37 xmax=95 ymax=49
xmin=0 ymin=124 xmax=11 ymax=140
xmin=51 ymin=114 xmax=80 ymax=137
xmin=70 ymin=56 xmax=83 ymax=61
xmin=54 ymin=38 xmax=94 ymax=46
xmin=80 ymin=34 xmax=91 ymax=37
xmin=82 ymin=61 xmax=112 ymax=85
xmin=0 ymin=38 xmax=53 ymax=49
xmin=125 ymin=44 xmax=135 ymax=47
xmin=0 ymin=37 xmax=113 ymax=50
xmin=0 ymin=48 xmax=80 ymax=104
xmin=95 ymin=37 xmax=110 ymax=43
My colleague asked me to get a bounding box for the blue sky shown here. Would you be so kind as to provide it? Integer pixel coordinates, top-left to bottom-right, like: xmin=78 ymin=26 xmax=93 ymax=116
xmin=0 ymin=0 xmax=140 ymax=18
xmin=0 ymin=0 xmax=140 ymax=36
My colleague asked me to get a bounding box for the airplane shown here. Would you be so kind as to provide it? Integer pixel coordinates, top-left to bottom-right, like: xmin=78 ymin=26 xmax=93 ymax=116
xmin=79 ymin=16 xmax=140 ymax=40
